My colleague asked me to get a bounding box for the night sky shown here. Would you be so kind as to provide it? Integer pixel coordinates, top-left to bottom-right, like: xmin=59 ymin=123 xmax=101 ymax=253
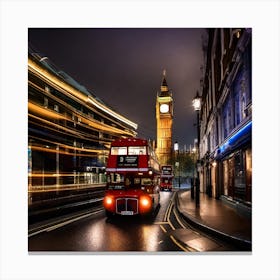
xmin=28 ymin=28 xmax=207 ymax=149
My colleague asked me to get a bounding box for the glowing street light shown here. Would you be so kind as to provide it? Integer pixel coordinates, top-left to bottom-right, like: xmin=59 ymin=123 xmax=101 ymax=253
xmin=192 ymin=91 xmax=202 ymax=206
xmin=174 ymin=141 xmax=181 ymax=189
xmin=192 ymin=91 xmax=202 ymax=111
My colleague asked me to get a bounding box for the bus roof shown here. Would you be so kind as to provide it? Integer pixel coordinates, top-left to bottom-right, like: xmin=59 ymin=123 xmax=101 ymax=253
xmin=110 ymin=138 xmax=149 ymax=147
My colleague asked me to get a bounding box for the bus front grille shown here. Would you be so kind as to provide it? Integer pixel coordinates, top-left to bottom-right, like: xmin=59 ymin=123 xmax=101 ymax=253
xmin=116 ymin=198 xmax=138 ymax=214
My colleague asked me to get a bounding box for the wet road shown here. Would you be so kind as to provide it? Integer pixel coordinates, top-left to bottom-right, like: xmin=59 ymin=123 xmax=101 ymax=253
xmin=28 ymin=191 xmax=187 ymax=252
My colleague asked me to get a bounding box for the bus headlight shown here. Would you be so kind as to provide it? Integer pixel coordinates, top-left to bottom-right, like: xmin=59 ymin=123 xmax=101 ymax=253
xmin=140 ymin=196 xmax=151 ymax=208
xmin=104 ymin=196 xmax=113 ymax=206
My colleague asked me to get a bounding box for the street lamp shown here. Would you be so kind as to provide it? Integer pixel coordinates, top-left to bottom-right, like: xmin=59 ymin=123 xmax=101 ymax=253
xmin=190 ymin=146 xmax=196 ymax=199
xmin=192 ymin=91 xmax=201 ymax=206
xmin=174 ymin=141 xmax=181 ymax=189
xmin=174 ymin=141 xmax=179 ymax=152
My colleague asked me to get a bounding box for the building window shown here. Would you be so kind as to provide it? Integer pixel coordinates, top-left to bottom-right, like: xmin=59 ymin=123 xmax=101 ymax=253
xmin=233 ymin=80 xmax=241 ymax=126
xmin=216 ymin=116 xmax=219 ymax=146
xmin=244 ymin=39 xmax=252 ymax=103
xmin=54 ymin=104 xmax=59 ymax=112
xmin=222 ymin=95 xmax=231 ymax=138
xmin=45 ymin=86 xmax=50 ymax=93
xmin=43 ymin=97 xmax=48 ymax=108
xmin=207 ymin=133 xmax=211 ymax=152
xmin=232 ymin=59 xmax=251 ymax=125
xmin=245 ymin=147 xmax=252 ymax=202
xmin=223 ymin=160 xmax=229 ymax=196
xmin=211 ymin=127 xmax=215 ymax=150
xmin=234 ymin=150 xmax=246 ymax=200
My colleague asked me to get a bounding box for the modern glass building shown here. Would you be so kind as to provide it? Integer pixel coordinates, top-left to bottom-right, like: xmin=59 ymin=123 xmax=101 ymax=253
xmin=28 ymin=45 xmax=137 ymax=202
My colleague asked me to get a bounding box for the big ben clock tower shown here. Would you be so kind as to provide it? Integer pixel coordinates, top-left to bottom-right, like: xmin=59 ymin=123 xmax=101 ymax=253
xmin=156 ymin=70 xmax=173 ymax=165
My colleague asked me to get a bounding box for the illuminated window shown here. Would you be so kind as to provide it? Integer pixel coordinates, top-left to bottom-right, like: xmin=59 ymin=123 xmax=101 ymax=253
xmin=44 ymin=97 xmax=48 ymax=108
xmin=128 ymin=146 xmax=146 ymax=155
xmin=107 ymin=173 xmax=125 ymax=189
xmin=141 ymin=178 xmax=152 ymax=185
xmin=134 ymin=178 xmax=141 ymax=184
xmin=111 ymin=147 xmax=127 ymax=155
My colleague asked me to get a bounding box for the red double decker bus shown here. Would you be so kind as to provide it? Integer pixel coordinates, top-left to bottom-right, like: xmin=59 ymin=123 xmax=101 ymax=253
xmin=103 ymin=138 xmax=161 ymax=217
xmin=160 ymin=165 xmax=173 ymax=191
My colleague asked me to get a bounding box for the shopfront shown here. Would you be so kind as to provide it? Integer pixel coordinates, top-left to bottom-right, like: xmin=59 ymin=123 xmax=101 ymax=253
xmin=220 ymin=146 xmax=251 ymax=203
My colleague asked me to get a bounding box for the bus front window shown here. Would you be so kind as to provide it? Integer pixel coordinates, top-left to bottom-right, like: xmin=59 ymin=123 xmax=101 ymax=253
xmin=141 ymin=178 xmax=152 ymax=186
xmin=107 ymin=173 xmax=125 ymax=190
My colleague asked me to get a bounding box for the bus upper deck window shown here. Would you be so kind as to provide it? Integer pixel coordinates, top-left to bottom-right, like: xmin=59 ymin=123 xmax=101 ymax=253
xmin=111 ymin=147 xmax=127 ymax=155
xmin=128 ymin=146 xmax=146 ymax=155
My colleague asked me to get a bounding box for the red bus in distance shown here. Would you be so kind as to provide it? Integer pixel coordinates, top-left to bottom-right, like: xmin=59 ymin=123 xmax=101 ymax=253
xmin=103 ymin=138 xmax=161 ymax=217
xmin=160 ymin=165 xmax=173 ymax=191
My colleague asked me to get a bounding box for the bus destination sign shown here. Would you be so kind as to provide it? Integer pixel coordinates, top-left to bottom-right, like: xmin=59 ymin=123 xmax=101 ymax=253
xmin=117 ymin=155 xmax=138 ymax=167
xmin=162 ymin=165 xmax=172 ymax=175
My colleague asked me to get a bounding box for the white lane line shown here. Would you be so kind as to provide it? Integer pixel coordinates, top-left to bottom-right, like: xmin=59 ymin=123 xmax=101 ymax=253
xmin=45 ymin=212 xmax=93 ymax=232
xmin=28 ymin=210 xmax=103 ymax=237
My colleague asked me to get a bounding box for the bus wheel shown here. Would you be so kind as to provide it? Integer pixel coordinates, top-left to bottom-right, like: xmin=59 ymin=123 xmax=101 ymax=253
xmin=105 ymin=210 xmax=114 ymax=218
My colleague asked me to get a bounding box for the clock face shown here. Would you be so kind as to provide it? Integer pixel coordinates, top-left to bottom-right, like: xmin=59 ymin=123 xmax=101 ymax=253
xmin=160 ymin=103 xmax=169 ymax=113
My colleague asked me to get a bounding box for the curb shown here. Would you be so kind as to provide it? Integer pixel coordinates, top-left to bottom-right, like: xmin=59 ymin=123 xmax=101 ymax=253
xmin=174 ymin=192 xmax=252 ymax=251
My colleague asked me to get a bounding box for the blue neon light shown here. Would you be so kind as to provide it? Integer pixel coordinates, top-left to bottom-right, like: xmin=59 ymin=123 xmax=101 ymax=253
xmin=228 ymin=121 xmax=252 ymax=146
xmin=219 ymin=141 xmax=229 ymax=153
xmin=218 ymin=121 xmax=252 ymax=154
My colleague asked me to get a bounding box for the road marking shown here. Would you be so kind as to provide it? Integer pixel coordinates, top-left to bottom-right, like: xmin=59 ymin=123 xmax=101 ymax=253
xmin=169 ymin=235 xmax=189 ymax=252
xmin=165 ymin=202 xmax=176 ymax=230
xmin=173 ymin=207 xmax=186 ymax=229
xmin=28 ymin=209 xmax=103 ymax=237
xmin=167 ymin=210 xmax=175 ymax=230
xmin=159 ymin=225 xmax=167 ymax=233
xmin=160 ymin=191 xmax=193 ymax=252
xmin=163 ymin=201 xmax=171 ymax=221
xmin=163 ymin=192 xmax=175 ymax=221
xmin=154 ymin=221 xmax=169 ymax=225
xmin=45 ymin=212 xmax=93 ymax=232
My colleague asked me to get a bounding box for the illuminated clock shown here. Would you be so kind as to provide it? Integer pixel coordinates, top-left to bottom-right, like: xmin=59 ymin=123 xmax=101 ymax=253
xmin=160 ymin=103 xmax=169 ymax=113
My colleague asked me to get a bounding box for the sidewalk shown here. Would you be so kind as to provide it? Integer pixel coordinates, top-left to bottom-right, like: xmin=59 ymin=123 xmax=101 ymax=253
xmin=174 ymin=189 xmax=252 ymax=251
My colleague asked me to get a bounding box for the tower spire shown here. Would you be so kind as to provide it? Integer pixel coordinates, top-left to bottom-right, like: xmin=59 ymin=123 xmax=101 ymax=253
xmin=161 ymin=69 xmax=169 ymax=94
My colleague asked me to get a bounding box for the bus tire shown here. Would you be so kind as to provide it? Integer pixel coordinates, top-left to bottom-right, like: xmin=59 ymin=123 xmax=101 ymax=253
xmin=105 ymin=210 xmax=114 ymax=218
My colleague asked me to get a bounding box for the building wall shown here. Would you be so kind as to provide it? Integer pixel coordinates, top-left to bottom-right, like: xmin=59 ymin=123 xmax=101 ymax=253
xmin=28 ymin=48 xmax=137 ymax=193
xmin=200 ymin=28 xmax=252 ymax=204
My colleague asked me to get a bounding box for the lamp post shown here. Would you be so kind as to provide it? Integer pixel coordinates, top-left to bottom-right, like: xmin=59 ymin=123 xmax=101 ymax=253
xmin=174 ymin=141 xmax=181 ymax=189
xmin=192 ymin=91 xmax=201 ymax=206
xmin=191 ymin=146 xmax=196 ymax=199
